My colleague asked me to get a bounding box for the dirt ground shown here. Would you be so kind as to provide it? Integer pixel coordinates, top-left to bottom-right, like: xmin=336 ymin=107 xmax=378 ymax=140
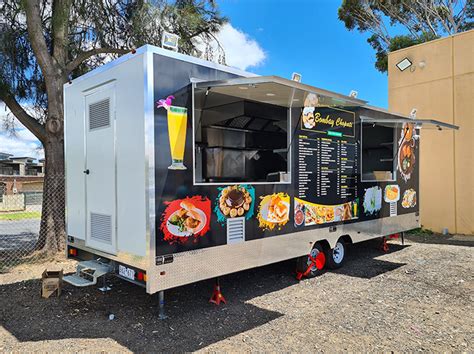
xmin=1 ymin=233 xmax=473 ymax=352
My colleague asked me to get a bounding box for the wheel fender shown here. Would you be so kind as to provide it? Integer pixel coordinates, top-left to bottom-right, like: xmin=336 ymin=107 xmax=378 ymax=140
xmin=328 ymin=234 xmax=353 ymax=249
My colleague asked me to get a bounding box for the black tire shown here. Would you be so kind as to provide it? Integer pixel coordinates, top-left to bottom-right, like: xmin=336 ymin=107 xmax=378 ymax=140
xmin=296 ymin=243 xmax=326 ymax=278
xmin=325 ymin=239 xmax=346 ymax=269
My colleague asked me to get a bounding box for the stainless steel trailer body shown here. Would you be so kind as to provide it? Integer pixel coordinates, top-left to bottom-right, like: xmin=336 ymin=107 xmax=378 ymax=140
xmin=64 ymin=45 xmax=457 ymax=293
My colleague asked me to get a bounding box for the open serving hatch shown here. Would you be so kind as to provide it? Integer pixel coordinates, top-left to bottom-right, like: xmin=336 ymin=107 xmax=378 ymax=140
xmin=359 ymin=107 xmax=459 ymax=182
xmin=192 ymin=76 xmax=367 ymax=184
xmin=360 ymin=117 xmax=459 ymax=130
xmin=193 ymin=76 xmax=368 ymax=108
xmin=359 ymin=105 xmax=459 ymax=130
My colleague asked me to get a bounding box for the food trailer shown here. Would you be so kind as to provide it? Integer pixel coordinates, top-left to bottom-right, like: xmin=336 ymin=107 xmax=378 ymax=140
xmin=63 ymin=44 xmax=458 ymax=298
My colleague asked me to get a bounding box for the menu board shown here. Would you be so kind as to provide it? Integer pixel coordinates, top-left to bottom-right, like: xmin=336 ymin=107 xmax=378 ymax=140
xmin=297 ymin=135 xmax=358 ymax=204
xmin=296 ymin=106 xmax=358 ymax=207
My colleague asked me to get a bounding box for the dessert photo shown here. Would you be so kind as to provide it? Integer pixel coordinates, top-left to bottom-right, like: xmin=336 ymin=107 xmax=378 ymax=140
xmin=216 ymin=185 xmax=254 ymax=221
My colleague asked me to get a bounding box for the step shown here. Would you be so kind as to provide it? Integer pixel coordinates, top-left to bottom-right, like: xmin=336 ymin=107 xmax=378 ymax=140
xmin=77 ymin=260 xmax=111 ymax=277
xmin=63 ymin=273 xmax=97 ymax=287
xmin=63 ymin=259 xmax=112 ymax=288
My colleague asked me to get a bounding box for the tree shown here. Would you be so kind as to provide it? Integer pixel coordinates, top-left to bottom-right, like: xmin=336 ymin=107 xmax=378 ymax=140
xmin=0 ymin=0 xmax=226 ymax=253
xmin=338 ymin=0 xmax=473 ymax=72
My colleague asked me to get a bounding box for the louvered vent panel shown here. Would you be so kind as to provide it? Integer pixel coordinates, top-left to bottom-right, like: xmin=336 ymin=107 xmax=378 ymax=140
xmin=227 ymin=217 xmax=245 ymax=244
xmin=90 ymin=213 xmax=112 ymax=244
xmin=89 ymin=98 xmax=110 ymax=130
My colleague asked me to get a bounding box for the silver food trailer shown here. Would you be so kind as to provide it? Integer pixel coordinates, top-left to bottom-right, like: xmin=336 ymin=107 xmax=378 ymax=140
xmin=63 ymin=44 xmax=458 ymax=300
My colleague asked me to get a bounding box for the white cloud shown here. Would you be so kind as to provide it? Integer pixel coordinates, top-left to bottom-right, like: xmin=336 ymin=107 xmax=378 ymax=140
xmin=197 ymin=23 xmax=266 ymax=71
xmin=217 ymin=24 xmax=266 ymax=70
xmin=0 ymin=103 xmax=44 ymax=160
xmin=0 ymin=24 xmax=265 ymax=158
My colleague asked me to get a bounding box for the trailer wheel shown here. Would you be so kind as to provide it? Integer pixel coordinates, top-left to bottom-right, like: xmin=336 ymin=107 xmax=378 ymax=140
xmin=296 ymin=243 xmax=325 ymax=278
xmin=325 ymin=239 xmax=346 ymax=269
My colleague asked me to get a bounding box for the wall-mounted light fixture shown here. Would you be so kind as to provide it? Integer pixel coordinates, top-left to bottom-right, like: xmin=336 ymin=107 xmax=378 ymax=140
xmin=291 ymin=72 xmax=302 ymax=82
xmin=396 ymin=57 xmax=412 ymax=71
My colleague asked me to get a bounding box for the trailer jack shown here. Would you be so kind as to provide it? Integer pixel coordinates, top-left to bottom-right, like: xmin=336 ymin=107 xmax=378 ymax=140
xmin=380 ymin=237 xmax=389 ymax=252
xmin=158 ymin=290 xmax=168 ymax=320
xmin=209 ymin=278 xmax=226 ymax=305
xmin=380 ymin=233 xmax=404 ymax=253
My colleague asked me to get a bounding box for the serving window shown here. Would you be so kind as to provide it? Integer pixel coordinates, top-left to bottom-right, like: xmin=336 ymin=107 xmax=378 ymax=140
xmin=361 ymin=121 xmax=396 ymax=181
xmin=192 ymin=77 xmax=367 ymax=185
xmin=360 ymin=115 xmax=459 ymax=182
xmin=193 ymin=86 xmax=291 ymax=184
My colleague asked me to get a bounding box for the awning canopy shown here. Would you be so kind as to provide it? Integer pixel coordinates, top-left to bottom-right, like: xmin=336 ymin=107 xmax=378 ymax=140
xmin=360 ymin=116 xmax=459 ymax=130
xmin=194 ymin=76 xmax=368 ymax=108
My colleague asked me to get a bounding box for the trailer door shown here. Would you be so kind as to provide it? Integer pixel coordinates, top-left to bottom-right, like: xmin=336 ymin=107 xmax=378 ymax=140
xmin=84 ymin=84 xmax=117 ymax=254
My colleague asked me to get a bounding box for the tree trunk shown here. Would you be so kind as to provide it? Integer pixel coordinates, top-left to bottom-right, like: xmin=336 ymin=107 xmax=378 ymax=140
xmin=36 ymin=136 xmax=66 ymax=253
xmin=36 ymin=77 xmax=66 ymax=253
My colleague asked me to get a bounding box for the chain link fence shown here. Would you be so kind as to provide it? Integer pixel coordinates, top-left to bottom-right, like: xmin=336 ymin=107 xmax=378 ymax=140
xmin=0 ymin=174 xmax=65 ymax=272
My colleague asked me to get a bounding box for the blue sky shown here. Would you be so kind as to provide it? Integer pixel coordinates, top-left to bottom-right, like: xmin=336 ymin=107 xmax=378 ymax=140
xmin=217 ymin=0 xmax=389 ymax=107
xmin=1 ymin=1 xmax=390 ymax=159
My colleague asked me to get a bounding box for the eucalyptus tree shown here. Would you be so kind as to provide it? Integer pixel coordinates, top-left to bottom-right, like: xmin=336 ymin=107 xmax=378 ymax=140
xmin=338 ymin=0 xmax=473 ymax=72
xmin=0 ymin=0 xmax=226 ymax=252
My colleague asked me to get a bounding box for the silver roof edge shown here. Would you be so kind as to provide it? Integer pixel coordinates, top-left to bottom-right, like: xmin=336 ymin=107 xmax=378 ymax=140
xmin=66 ymin=44 xmax=257 ymax=88
xmin=360 ymin=116 xmax=459 ymax=130
xmin=195 ymin=75 xmax=368 ymax=106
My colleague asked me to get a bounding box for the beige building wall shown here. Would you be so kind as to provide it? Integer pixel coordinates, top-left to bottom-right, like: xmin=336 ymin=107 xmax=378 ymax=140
xmin=388 ymin=30 xmax=474 ymax=235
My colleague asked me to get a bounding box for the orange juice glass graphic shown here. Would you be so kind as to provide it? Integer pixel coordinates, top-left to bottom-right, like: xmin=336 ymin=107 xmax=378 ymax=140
xmin=167 ymin=106 xmax=187 ymax=170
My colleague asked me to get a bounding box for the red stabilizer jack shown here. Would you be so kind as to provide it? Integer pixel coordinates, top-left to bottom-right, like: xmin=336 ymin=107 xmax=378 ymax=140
xmin=296 ymin=252 xmax=326 ymax=280
xmin=380 ymin=236 xmax=389 ymax=253
xmin=209 ymin=283 xmax=226 ymax=305
xmin=389 ymin=233 xmax=400 ymax=240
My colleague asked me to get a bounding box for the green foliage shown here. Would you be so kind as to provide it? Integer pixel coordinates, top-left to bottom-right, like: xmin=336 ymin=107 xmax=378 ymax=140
xmin=407 ymin=227 xmax=434 ymax=235
xmin=0 ymin=0 xmax=226 ymax=118
xmin=374 ymin=32 xmax=440 ymax=72
xmin=0 ymin=211 xmax=42 ymax=220
xmin=338 ymin=0 xmax=472 ymax=73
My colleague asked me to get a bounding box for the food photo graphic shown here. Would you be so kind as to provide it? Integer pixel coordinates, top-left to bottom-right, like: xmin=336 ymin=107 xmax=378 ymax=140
xmin=363 ymin=186 xmax=382 ymax=215
xmin=160 ymin=196 xmax=211 ymax=244
xmin=257 ymin=193 xmax=290 ymax=230
xmin=398 ymin=123 xmax=417 ymax=182
xmin=295 ymin=198 xmax=358 ymax=226
xmin=384 ymin=185 xmax=400 ymax=203
xmin=214 ymin=185 xmax=255 ymax=224
xmin=402 ymin=189 xmax=417 ymax=208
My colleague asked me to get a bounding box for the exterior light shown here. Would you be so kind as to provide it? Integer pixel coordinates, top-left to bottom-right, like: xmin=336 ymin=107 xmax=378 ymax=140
xmin=162 ymin=31 xmax=179 ymax=51
xmin=349 ymin=90 xmax=358 ymax=98
xmin=266 ymin=93 xmax=275 ymax=96
xmin=291 ymin=72 xmax=302 ymax=82
xmin=396 ymin=58 xmax=412 ymax=71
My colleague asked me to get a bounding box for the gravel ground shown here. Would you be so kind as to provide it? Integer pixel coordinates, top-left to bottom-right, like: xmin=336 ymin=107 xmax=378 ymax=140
xmin=1 ymin=233 xmax=473 ymax=352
